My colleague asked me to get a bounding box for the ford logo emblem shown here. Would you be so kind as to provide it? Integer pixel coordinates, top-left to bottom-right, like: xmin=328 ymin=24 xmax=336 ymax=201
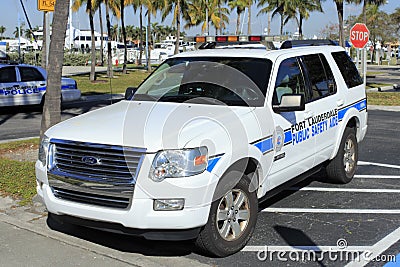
xmin=81 ymin=156 xmax=101 ymax=165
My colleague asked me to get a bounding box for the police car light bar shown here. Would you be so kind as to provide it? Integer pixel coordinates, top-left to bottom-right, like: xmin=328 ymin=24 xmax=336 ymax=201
xmin=195 ymin=35 xmax=263 ymax=43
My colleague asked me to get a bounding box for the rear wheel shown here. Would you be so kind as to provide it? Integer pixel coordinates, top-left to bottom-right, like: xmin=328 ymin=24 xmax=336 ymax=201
xmin=195 ymin=173 xmax=258 ymax=257
xmin=326 ymin=127 xmax=358 ymax=184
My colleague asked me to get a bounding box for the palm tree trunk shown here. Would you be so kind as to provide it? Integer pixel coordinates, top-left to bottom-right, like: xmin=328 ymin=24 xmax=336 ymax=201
xmin=363 ymin=0 xmax=367 ymax=24
xmin=105 ymin=0 xmax=113 ymax=78
xmin=247 ymin=4 xmax=251 ymax=35
xmin=335 ymin=1 xmax=345 ymax=47
xmin=174 ymin=1 xmax=180 ymax=55
xmin=41 ymin=12 xmax=47 ymax=69
xmin=298 ymin=14 xmax=303 ymax=39
xmin=236 ymin=8 xmax=241 ymax=35
xmin=139 ymin=5 xmax=143 ymax=65
xmin=147 ymin=11 xmax=151 ymax=72
xmin=121 ymin=0 xmax=127 ymax=74
xmin=89 ymin=1 xmax=96 ymax=81
xmin=280 ymin=13 xmax=284 ymax=35
xmin=99 ymin=4 xmax=104 ymax=66
xmin=40 ymin=0 xmax=69 ymax=139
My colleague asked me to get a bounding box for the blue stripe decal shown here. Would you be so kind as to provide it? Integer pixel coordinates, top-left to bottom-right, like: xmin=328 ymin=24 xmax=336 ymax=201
xmin=207 ymin=157 xmax=222 ymax=172
xmin=338 ymin=99 xmax=367 ymax=121
xmin=39 ymin=87 xmax=46 ymax=92
xmin=383 ymin=253 xmax=400 ymax=266
xmin=284 ymin=130 xmax=292 ymax=144
xmin=253 ymin=137 xmax=274 ymax=154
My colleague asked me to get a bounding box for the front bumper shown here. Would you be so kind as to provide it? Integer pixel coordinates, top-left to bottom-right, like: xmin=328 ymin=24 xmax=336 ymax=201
xmin=61 ymin=89 xmax=81 ymax=102
xmin=36 ymin=157 xmax=216 ymax=235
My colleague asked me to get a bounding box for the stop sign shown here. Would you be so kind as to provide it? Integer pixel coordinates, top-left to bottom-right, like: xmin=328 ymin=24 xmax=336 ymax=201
xmin=350 ymin=23 xmax=370 ymax=48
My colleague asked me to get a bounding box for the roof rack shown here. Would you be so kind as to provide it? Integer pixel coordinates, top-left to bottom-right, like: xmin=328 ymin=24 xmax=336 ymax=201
xmin=280 ymin=39 xmax=337 ymax=49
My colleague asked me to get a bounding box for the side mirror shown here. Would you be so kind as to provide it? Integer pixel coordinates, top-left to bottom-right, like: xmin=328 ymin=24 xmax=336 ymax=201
xmin=125 ymin=87 xmax=137 ymax=100
xmin=273 ymin=94 xmax=305 ymax=113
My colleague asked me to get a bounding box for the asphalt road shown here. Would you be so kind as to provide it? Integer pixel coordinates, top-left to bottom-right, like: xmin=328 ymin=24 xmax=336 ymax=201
xmin=0 ymin=98 xmax=115 ymax=141
xmin=367 ymin=65 xmax=400 ymax=87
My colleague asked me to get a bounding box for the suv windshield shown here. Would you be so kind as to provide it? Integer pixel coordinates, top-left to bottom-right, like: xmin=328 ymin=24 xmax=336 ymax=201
xmin=132 ymin=57 xmax=272 ymax=107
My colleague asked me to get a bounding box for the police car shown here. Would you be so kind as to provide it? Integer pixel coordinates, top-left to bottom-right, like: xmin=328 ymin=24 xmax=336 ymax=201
xmin=0 ymin=64 xmax=81 ymax=107
xmin=36 ymin=37 xmax=367 ymax=257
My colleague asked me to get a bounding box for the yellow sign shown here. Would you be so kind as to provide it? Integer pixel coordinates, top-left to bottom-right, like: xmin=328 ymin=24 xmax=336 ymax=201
xmin=38 ymin=0 xmax=55 ymax=12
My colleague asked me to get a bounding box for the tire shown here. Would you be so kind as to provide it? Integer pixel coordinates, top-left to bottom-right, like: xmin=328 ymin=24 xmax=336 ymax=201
xmin=326 ymin=127 xmax=358 ymax=184
xmin=195 ymin=173 xmax=258 ymax=257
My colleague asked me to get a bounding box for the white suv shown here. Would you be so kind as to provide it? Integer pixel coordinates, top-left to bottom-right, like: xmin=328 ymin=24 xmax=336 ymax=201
xmin=36 ymin=39 xmax=367 ymax=257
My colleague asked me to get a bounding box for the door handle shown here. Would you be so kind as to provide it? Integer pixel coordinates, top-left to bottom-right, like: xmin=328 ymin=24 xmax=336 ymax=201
xmin=304 ymin=111 xmax=314 ymax=119
xmin=337 ymin=99 xmax=344 ymax=107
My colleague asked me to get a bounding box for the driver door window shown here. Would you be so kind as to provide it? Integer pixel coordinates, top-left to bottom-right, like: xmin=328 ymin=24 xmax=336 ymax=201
xmin=273 ymin=57 xmax=307 ymax=105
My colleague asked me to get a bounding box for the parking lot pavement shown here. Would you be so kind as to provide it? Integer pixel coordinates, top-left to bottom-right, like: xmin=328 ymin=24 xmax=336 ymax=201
xmin=188 ymin=162 xmax=400 ymax=266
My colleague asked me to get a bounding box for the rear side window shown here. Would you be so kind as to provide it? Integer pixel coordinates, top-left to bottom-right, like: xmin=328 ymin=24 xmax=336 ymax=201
xmin=19 ymin=67 xmax=44 ymax=82
xmin=0 ymin=67 xmax=17 ymax=83
xmin=332 ymin=51 xmax=363 ymax=88
xmin=301 ymin=53 xmax=336 ymax=100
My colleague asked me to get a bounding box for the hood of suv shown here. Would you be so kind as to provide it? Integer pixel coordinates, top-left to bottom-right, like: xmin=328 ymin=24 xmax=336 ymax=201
xmin=46 ymin=100 xmax=257 ymax=152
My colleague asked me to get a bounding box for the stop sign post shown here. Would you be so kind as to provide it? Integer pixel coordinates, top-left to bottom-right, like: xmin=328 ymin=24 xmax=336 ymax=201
xmin=350 ymin=23 xmax=370 ymax=48
xmin=350 ymin=23 xmax=369 ymax=86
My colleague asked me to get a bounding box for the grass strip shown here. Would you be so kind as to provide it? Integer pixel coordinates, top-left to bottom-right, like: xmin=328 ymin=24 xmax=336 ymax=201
xmin=0 ymin=138 xmax=39 ymax=206
xmin=0 ymin=159 xmax=36 ymax=206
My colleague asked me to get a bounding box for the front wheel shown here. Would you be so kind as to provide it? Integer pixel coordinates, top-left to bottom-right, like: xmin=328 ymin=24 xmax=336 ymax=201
xmin=326 ymin=127 xmax=358 ymax=184
xmin=195 ymin=173 xmax=258 ymax=257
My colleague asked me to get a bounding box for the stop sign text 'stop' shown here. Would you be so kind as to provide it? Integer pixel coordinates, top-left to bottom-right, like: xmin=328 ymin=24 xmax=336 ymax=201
xmin=350 ymin=23 xmax=370 ymax=49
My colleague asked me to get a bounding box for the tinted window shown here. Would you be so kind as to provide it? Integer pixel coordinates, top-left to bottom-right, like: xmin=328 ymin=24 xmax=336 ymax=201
xmin=134 ymin=57 xmax=273 ymax=107
xmin=332 ymin=51 xmax=363 ymax=88
xmin=301 ymin=54 xmax=336 ymax=100
xmin=273 ymin=57 xmax=306 ymax=105
xmin=0 ymin=67 xmax=17 ymax=83
xmin=19 ymin=67 xmax=44 ymax=82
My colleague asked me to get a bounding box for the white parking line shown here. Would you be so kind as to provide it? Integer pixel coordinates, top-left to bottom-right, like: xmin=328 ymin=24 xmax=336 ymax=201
xmin=262 ymin=208 xmax=400 ymax=214
xmin=358 ymin=161 xmax=400 ymax=169
xmin=345 ymin=226 xmax=400 ymax=267
xmin=288 ymin=187 xmax=400 ymax=193
xmin=243 ymin=245 xmax=371 ymax=252
xmin=355 ymin=175 xmax=400 ymax=179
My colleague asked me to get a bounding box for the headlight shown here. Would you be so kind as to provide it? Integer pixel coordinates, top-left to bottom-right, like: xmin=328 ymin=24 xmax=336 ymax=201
xmin=38 ymin=135 xmax=50 ymax=165
xmin=149 ymin=147 xmax=208 ymax=182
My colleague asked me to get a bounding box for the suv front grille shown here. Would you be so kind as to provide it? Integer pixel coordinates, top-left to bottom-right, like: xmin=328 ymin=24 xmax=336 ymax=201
xmin=48 ymin=139 xmax=146 ymax=209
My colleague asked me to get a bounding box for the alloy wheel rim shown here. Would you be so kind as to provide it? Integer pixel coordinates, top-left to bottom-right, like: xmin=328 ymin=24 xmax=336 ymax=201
xmin=216 ymin=189 xmax=250 ymax=241
xmin=344 ymin=138 xmax=356 ymax=174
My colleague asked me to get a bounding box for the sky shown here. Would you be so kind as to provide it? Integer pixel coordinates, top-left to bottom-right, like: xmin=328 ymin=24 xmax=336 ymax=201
xmin=1 ymin=0 xmax=399 ymax=39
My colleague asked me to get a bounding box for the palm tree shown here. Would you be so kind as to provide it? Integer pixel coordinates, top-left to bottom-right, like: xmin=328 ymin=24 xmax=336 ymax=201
xmin=333 ymin=0 xmax=345 ymax=47
xmin=131 ymin=0 xmax=144 ymax=65
xmin=247 ymin=0 xmax=253 ymax=35
xmin=257 ymin=0 xmax=286 ymax=35
xmin=352 ymin=0 xmax=387 ymax=24
xmin=120 ymin=0 xmax=128 ymax=74
xmin=105 ymin=0 xmax=120 ymax=77
xmin=228 ymin=0 xmax=247 ymax=35
xmin=14 ymin=25 xmax=24 ymax=38
xmin=0 ymin=26 xmax=5 ymax=39
xmin=279 ymin=0 xmax=322 ymax=39
xmin=185 ymin=0 xmax=229 ymax=35
xmin=40 ymin=0 xmax=70 ymax=139
xmin=95 ymin=0 xmax=104 ymax=65
xmin=72 ymin=0 xmax=97 ymax=81
xmin=162 ymin=0 xmax=189 ymax=55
